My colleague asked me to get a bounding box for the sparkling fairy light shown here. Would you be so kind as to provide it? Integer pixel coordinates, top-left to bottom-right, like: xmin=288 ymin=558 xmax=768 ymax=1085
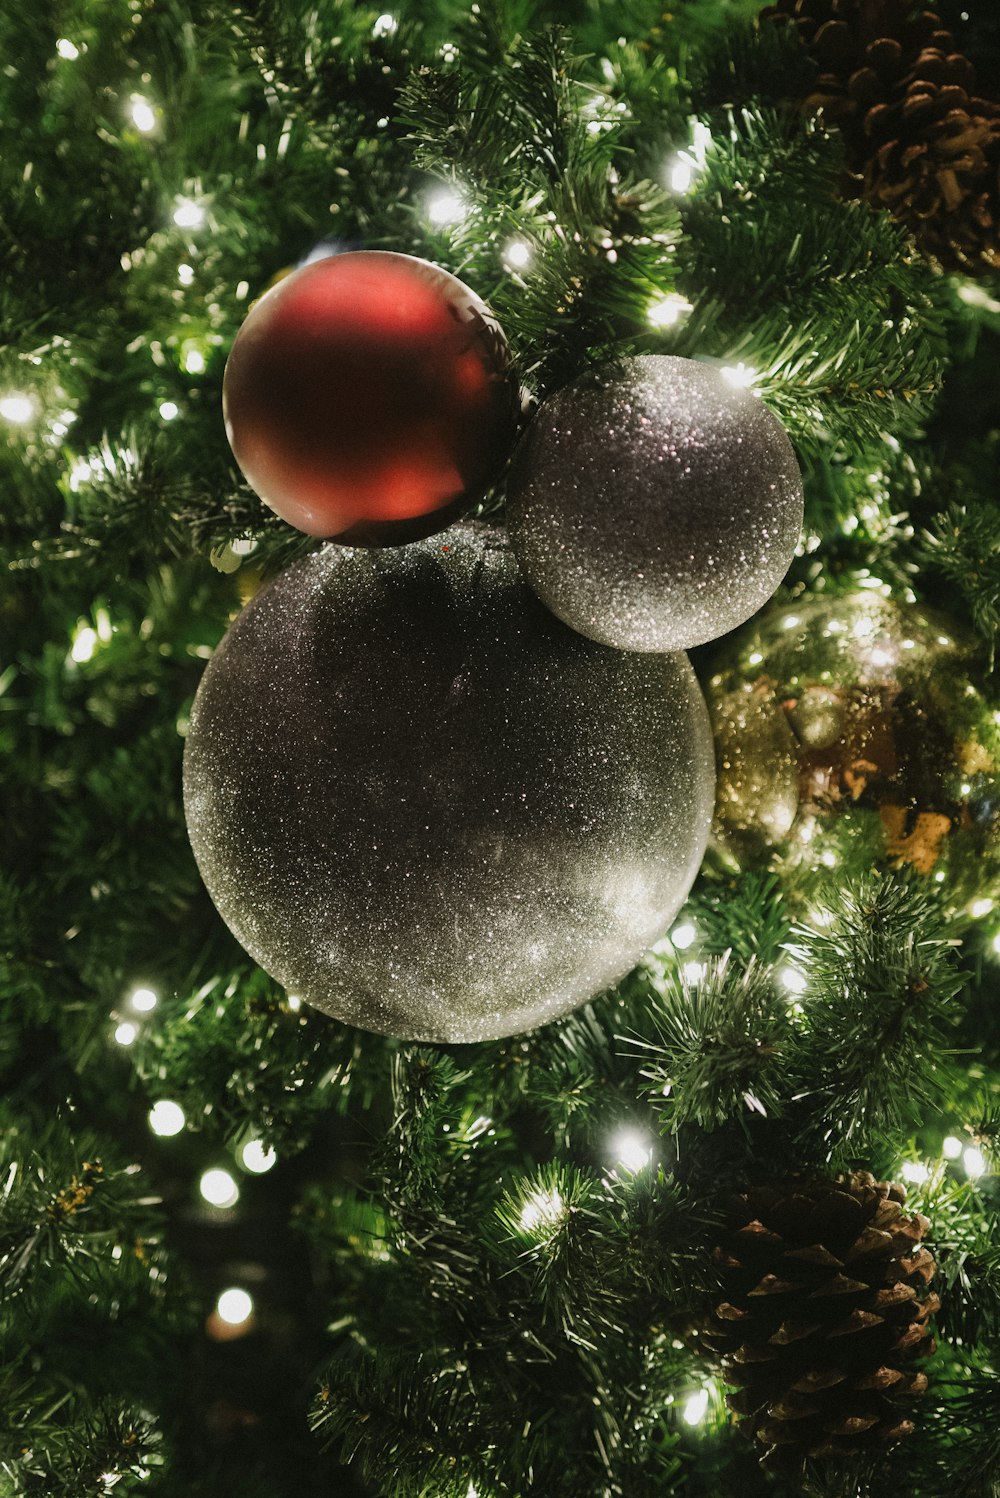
xmin=172 ymin=197 xmax=205 ymax=229
xmin=943 ymin=1135 xmax=963 ymax=1159
xmin=373 ymin=13 xmax=398 ymax=35
xmin=177 ymin=263 xmax=195 ymax=286
xmin=158 ymin=401 xmax=179 ymax=421
xmin=503 ymin=239 xmax=532 ymax=270
xmin=964 ymin=1146 xmax=986 ymax=1180
xmin=683 ymin=1389 xmax=709 ymax=1425
xmin=130 ymin=95 xmax=156 ymax=133
xmin=216 ymin=1287 xmax=254 ymax=1325
xmin=900 ymin=1161 xmax=930 ymax=1185
xmin=611 ymin=1130 xmax=652 ymax=1173
xmin=131 ymin=987 xmax=158 ymax=1012
xmin=518 ymin=1187 xmax=564 ymax=1232
xmin=148 ymin=1100 xmax=185 ymax=1137
xmin=721 ymin=362 xmax=758 ymax=390
xmin=778 ymin=966 xmax=808 ymax=996
xmin=71 ymin=625 xmax=98 ymax=663
xmin=0 ymin=393 xmax=35 ymax=424
xmin=114 ymin=1022 xmax=138 ymax=1046
xmin=426 ymin=189 xmax=466 ymax=226
xmin=669 ymin=922 xmax=696 ymax=950
xmin=200 ymin=1168 xmax=240 ymax=1209
xmin=240 ymin=1139 xmax=277 ymax=1175
xmin=56 ymin=38 xmax=80 ymax=59
xmin=648 ymin=293 xmax=693 ymax=328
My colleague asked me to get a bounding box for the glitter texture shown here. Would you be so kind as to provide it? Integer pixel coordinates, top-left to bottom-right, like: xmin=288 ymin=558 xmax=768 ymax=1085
xmin=506 ymin=354 xmax=804 ymax=652
xmin=183 ymin=526 xmax=716 ymax=1043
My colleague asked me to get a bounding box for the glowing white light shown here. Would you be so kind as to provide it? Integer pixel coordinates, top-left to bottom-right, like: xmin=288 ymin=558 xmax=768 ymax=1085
xmin=231 ymin=537 xmax=258 ymax=557
xmin=216 ymin=1287 xmax=253 ymax=1325
xmin=964 ymin=1146 xmax=986 ymax=1180
xmin=683 ymin=1389 xmax=709 ymax=1425
xmin=943 ymin=1135 xmax=963 ymax=1159
xmin=178 ymin=263 xmax=195 ymax=286
xmin=901 ymin=1161 xmax=930 ymax=1184
xmin=130 ymin=96 xmax=156 ymax=133
xmin=71 ymin=626 xmax=98 ymax=663
xmin=612 ymin=1131 xmax=652 ymax=1173
xmin=131 ymin=986 xmax=158 ymax=1012
xmin=56 ymin=38 xmax=80 ymax=59
xmin=781 ymin=614 xmax=800 ymax=631
xmin=182 ymin=347 xmax=206 ymax=374
xmin=373 ymin=12 xmax=398 ymax=35
xmin=287 ymin=993 xmax=302 ymax=1011
xmin=240 ymin=1139 xmax=277 ymax=1175
xmin=721 ymin=362 xmax=757 ymax=390
xmin=670 ymin=922 xmax=696 ymax=951
xmin=778 ymin=966 xmax=808 ymax=996
xmin=820 ymin=850 xmax=837 ymax=868
xmin=114 ymin=1022 xmax=138 ymax=1046
xmin=669 ymin=160 xmax=693 ymax=193
xmin=0 ymin=393 xmax=34 ymax=424
xmin=504 ymin=239 xmax=532 ymax=270
xmin=870 ymin=647 xmax=892 ymax=667
xmin=426 ymin=189 xmax=466 ymax=226
xmin=748 ymin=650 xmax=763 ymax=665
xmin=972 ymin=898 xmax=995 ymax=918
xmin=648 ymin=293 xmax=693 ymax=328
xmin=519 ymin=1187 xmax=564 ymax=1232
xmin=852 ymin=615 xmax=876 ymax=639
xmin=158 ymin=401 xmax=179 ymax=421
xmin=149 ymin=1100 xmax=185 ymax=1137
xmin=173 ymin=198 xmax=206 ymax=229
xmin=937 ymin=635 xmax=951 ymax=647
xmin=200 ymin=1168 xmax=240 ymax=1209
xmin=682 ymin=960 xmax=706 ymax=984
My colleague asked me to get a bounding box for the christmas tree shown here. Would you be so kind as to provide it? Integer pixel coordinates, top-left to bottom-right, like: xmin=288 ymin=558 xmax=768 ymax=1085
xmin=4 ymin=0 xmax=1000 ymax=1494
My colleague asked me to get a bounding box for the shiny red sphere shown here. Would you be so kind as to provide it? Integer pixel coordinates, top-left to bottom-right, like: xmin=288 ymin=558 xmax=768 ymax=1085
xmin=222 ymin=251 xmax=519 ymax=544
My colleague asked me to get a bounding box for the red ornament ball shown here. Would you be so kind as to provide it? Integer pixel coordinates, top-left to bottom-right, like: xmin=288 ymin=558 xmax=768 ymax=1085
xmin=222 ymin=250 xmax=520 ymax=544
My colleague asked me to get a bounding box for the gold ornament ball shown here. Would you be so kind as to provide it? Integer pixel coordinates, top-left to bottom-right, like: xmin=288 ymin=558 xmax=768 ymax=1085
xmin=705 ymin=590 xmax=1000 ymax=899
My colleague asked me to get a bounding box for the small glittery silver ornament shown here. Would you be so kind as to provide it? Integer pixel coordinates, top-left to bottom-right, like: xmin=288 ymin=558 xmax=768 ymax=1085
xmin=183 ymin=526 xmax=715 ymax=1043
xmin=506 ymin=355 xmax=804 ymax=652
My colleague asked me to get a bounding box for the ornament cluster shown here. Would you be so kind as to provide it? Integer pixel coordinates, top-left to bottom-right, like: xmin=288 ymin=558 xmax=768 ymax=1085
xmin=188 ymin=248 xmax=806 ymax=1041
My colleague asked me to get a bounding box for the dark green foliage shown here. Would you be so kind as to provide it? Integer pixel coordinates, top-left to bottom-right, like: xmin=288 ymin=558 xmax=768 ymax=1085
xmin=4 ymin=0 xmax=1000 ymax=1494
xmin=788 ymin=877 xmax=967 ymax=1155
xmin=631 ymin=955 xmax=793 ymax=1134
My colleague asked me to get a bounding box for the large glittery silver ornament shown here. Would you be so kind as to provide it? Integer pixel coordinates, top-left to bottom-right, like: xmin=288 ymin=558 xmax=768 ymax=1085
xmin=183 ymin=526 xmax=715 ymax=1043
xmin=506 ymin=355 xmax=804 ymax=652
xmin=707 ymin=590 xmax=1000 ymax=901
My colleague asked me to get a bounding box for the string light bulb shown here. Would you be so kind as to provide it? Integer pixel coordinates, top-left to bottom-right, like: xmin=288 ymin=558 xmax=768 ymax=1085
xmin=610 ymin=1130 xmax=652 ymax=1173
xmin=240 ymin=1139 xmax=277 ymax=1175
xmin=70 ymin=625 xmax=98 ymax=663
xmin=158 ymin=401 xmax=179 ymax=421
xmin=200 ymin=1168 xmax=240 ymax=1209
xmin=114 ymin=1022 xmax=138 ymax=1046
xmin=0 ymin=393 xmax=35 ymax=424
xmin=670 ymin=921 xmax=696 ymax=950
xmin=129 ymin=95 xmax=156 ymax=133
xmin=148 ymin=1100 xmax=185 ymax=1137
xmin=56 ymin=38 xmax=80 ymax=59
xmin=648 ymin=293 xmax=693 ymax=328
xmin=216 ymin=1287 xmax=254 ymax=1325
xmin=964 ymin=1146 xmax=986 ymax=1180
xmin=943 ymin=1135 xmax=963 ymax=1159
xmin=372 ymin=12 xmax=397 ymax=35
xmin=130 ymin=986 xmax=158 ymax=1012
xmin=503 ymin=239 xmax=532 ymax=270
xmin=426 ymin=188 xmax=466 ymax=226
xmin=682 ymin=1388 xmax=709 ymax=1425
xmin=172 ymin=197 xmax=205 ymax=230
xmin=518 ymin=1187 xmax=564 ymax=1232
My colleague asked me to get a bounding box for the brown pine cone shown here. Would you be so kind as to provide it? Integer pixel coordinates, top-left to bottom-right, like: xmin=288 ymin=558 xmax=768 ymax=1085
xmin=704 ymin=1171 xmax=938 ymax=1472
xmin=760 ymin=0 xmax=1000 ymax=273
xmin=864 ymin=78 xmax=1000 ymax=274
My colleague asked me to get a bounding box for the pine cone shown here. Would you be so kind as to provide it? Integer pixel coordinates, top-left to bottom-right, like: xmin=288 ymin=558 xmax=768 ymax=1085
xmin=704 ymin=1171 xmax=938 ymax=1472
xmin=760 ymin=0 xmax=1000 ymax=273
